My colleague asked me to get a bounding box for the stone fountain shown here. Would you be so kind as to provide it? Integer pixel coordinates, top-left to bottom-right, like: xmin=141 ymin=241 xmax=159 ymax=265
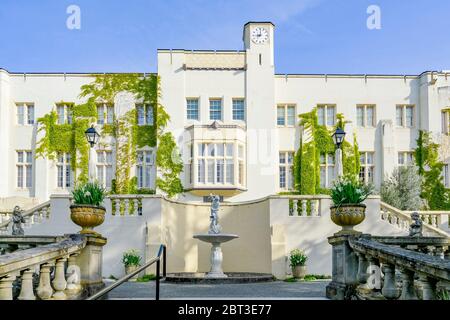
xmin=193 ymin=194 xmax=238 ymax=278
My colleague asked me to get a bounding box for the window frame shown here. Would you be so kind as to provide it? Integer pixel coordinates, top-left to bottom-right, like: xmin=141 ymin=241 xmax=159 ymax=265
xmin=186 ymin=98 xmax=200 ymax=121
xmin=97 ymin=103 xmax=114 ymax=125
xmin=16 ymin=150 xmax=33 ymax=189
xmin=359 ymin=151 xmax=375 ymax=184
xmin=136 ymin=149 xmax=154 ymax=189
xmin=56 ymin=152 xmax=73 ymax=189
xmin=16 ymin=103 xmax=35 ymax=125
xmin=136 ymin=104 xmax=154 ymax=126
xmin=232 ymin=98 xmax=246 ymax=121
xmin=356 ymin=104 xmax=376 ymax=128
xmin=96 ymin=150 xmax=114 ymax=188
xmin=55 ymin=103 xmax=74 ymax=125
xmin=279 ymin=151 xmax=294 ymax=190
xmin=209 ymin=99 xmax=223 ymax=121
xmin=396 ymin=104 xmax=415 ymax=128
xmin=276 ymin=104 xmax=296 ymax=127
xmin=317 ymin=104 xmax=336 ymax=127
xmin=319 ymin=152 xmax=335 ymax=188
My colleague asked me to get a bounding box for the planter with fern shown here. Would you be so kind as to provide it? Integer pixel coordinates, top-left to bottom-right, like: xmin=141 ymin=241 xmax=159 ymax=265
xmin=70 ymin=182 xmax=106 ymax=236
xmin=289 ymin=249 xmax=308 ymax=279
xmin=330 ymin=176 xmax=373 ymax=235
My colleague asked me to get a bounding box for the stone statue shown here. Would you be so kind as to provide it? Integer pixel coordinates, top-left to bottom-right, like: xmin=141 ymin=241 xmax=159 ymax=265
xmin=409 ymin=212 xmax=423 ymax=237
xmin=208 ymin=194 xmax=222 ymax=234
xmin=11 ymin=206 xmax=25 ymax=236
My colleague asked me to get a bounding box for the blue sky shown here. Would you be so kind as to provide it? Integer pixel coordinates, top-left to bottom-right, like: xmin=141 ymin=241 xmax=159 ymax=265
xmin=0 ymin=0 xmax=449 ymax=74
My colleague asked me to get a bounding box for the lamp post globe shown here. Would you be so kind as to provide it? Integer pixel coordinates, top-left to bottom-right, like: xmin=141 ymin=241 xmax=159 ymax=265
xmin=332 ymin=127 xmax=346 ymax=178
xmin=85 ymin=125 xmax=100 ymax=148
xmin=332 ymin=127 xmax=346 ymax=149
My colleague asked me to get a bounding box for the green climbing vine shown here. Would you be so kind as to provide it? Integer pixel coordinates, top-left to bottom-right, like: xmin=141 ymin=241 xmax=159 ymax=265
xmin=36 ymin=73 xmax=183 ymax=197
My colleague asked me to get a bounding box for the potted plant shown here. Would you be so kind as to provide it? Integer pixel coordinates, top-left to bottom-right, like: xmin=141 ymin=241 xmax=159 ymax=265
xmin=122 ymin=249 xmax=142 ymax=281
xmin=70 ymin=182 xmax=106 ymax=236
xmin=330 ymin=175 xmax=373 ymax=234
xmin=289 ymin=249 xmax=308 ymax=279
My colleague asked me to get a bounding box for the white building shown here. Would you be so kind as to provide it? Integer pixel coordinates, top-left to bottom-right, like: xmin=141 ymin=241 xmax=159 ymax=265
xmin=1 ymin=22 xmax=450 ymax=204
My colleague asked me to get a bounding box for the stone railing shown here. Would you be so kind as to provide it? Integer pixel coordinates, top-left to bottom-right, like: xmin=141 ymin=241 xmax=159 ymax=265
xmin=107 ymin=195 xmax=143 ymax=216
xmin=273 ymin=195 xmax=327 ymax=217
xmin=380 ymin=202 xmax=449 ymax=237
xmin=0 ymin=201 xmax=51 ymax=235
xmin=326 ymin=234 xmax=450 ymax=300
xmin=0 ymin=234 xmax=106 ymax=300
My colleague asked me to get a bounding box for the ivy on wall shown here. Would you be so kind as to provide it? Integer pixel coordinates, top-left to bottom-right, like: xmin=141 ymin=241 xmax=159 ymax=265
xmin=36 ymin=73 xmax=183 ymax=197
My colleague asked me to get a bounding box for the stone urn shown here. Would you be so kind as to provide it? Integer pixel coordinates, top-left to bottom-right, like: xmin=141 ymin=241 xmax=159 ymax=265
xmin=124 ymin=265 xmax=140 ymax=281
xmin=70 ymin=204 xmax=105 ymax=235
xmin=330 ymin=204 xmax=366 ymax=234
xmin=292 ymin=265 xmax=307 ymax=279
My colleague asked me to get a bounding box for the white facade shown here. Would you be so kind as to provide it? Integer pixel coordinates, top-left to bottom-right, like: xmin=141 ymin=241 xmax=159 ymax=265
xmin=1 ymin=22 xmax=450 ymax=203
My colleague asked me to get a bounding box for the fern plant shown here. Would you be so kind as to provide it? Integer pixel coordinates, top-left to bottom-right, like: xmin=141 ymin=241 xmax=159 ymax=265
xmin=72 ymin=181 xmax=105 ymax=206
xmin=330 ymin=175 xmax=373 ymax=207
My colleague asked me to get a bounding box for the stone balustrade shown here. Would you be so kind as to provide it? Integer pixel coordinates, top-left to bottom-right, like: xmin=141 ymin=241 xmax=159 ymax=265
xmin=0 ymin=201 xmax=51 ymax=235
xmin=326 ymin=234 xmax=450 ymax=300
xmin=107 ymin=195 xmax=143 ymax=216
xmin=380 ymin=202 xmax=449 ymax=237
xmin=0 ymin=234 xmax=106 ymax=300
xmin=286 ymin=196 xmax=323 ymax=217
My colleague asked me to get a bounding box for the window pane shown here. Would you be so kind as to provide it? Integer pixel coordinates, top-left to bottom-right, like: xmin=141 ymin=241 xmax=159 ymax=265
xmin=57 ymin=106 xmax=65 ymax=124
xmin=144 ymin=165 xmax=151 ymax=188
xmin=17 ymin=166 xmax=23 ymax=188
xmin=226 ymin=160 xmax=234 ymax=184
xmin=27 ymin=105 xmax=34 ymax=125
xmin=326 ymin=106 xmax=335 ymax=126
xmin=66 ymin=165 xmax=72 ymax=187
xmin=217 ymin=160 xmax=224 ymax=183
xmin=26 ymin=166 xmax=32 ymax=188
xmin=17 ymin=151 xmax=24 ymax=163
xmin=97 ymin=151 xmax=105 ymax=163
xmin=288 ymin=167 xmax=293 ymax=190
xmin=366 ymin=106 xmax=374 ymax=127
xmin=277 ymin=106 xmax=285 ymax=126
xmin=287 ymin=106 xmax=295 ymax=126
xmin=406 ymin=106 xmax=413 ymax=127
xmin=97 ymin=166 xmax=104 ymax=186
xmin=57 ymin=166 xmax=63 ymax=188
xmin=210 ymin=100 xmax=222 ymax=121
xmin=407 ymin=153 xmax=414 ymax=165
xmin=137 ymin=151 xmax=144 ymax=163
xmin=327 ymin=154 xmax=334 ymax=165
xmin=360 ymin=153 xmax=366 ymax=165
xmin=396 ymin=106 xmax=403 ymax=126
xmin=137 ymin=105 xmax=145 ymax=125
xmin=226 ymin=144 xmax=233 ymax=157
xmin=198 ymin=159 xmax=205 ymax=183
xmin=232 ymin=99 xmax=245 ymax=121
xmin=320 ymin=167 xmax=326 ymax=188
xmin=207 ymin=160 xmax=214 ymax=183
xmin=198 ymin=143 xmax=205 ymax=157
xmin=207 ymin=144 xmax=215 ymax=157
xmin=317 ymin=107 xmax=325 ymax=126
xmin=356 ymin=106 xmax=364 ymax=127
xmin=320 ymin=154 xmax=326 ymax=165
xmin=107 ymin=106 xmax=114 ymax=124
xmin=288 ymin=152 xmax=294 ymax=164
xmin=106 ymin=166 xmax=113 ymax=188
xmin=137 ymin=166 xmax=143 ymax=188
xmin=368 ymin=167 xmax=374 ymax=183
xmin=239 ymin=161 xmax=244 ymax=185
xmin=106 ymin=152 xmax=113 ymax=164
xmin=327 ymin=166 xmax=334 ymax=188
xmin=66 ymin=107 xmax=72 ymax=124
xmin=398 ymin=153 xmax=405 ymax=165
xmin=17 ymin=105 xmax=24 ymax=125
xmin=238 ymin=145 xmax=244 ymax=159
xmin=145 ymin=151 xmax=152 ymax=164
xmin=187 ymin=99 xmax=199 ymax=120
xmin=279 ymin=152 xmax=286 ymax=164
xmin=146 ymin=105 xmax=154 ymax=125
xmin=279 ymin=166 xmax=286 ymax=189
xmin=97 ymin=105 xmax=104 ymax=125
xmin=359 ymin=167 xmax=365 ymax=182
xmin=367 ymin=153 xmax=374 ymax=165
xmin=216 ymin=143 xmax=224 ymax=157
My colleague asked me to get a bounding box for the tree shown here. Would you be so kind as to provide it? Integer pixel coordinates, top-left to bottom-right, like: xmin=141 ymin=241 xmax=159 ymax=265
xmin=381 ymin=166 xmax=423 ymax=210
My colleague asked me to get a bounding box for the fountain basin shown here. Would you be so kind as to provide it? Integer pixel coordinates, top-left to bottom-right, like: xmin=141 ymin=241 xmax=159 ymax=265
xmin=193 ymin=234 xmax=239 ymax=243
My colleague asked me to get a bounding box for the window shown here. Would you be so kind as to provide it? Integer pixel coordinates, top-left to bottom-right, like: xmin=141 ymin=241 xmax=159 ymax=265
xmin=56 ymin=153 xmax=72 ymax=188
xmin=398 ymin=152 xmax=415 ymax=167
xmin=187 ymin=99 xmax=199 ymax=120
xmin=317 ymin=105 xmax=336 ymax=126
xmin=277 ymin=105 xmax=295 ymax=127
xmin=137 ymin=150 xmax=154 ymax=188
xmin=16 ymin=103 xmax=34 ymax=125
xmin=396 ymin=105 xmax=415 ymax=128
xmin=232 ymin=99 xmax=245 ymax=121
xmin=56 ymin=103 xmax=73 ymax=124
xmin=196 ymin=142 xmax=244 ymax=186
xmin=17 ymin=151 xmax=32 ymax=188
xmin=356 ymin=105 xmax=375 ymax=127
xmin=359 ymin=152 xmax=375 ymax=184
xmin=445 ymin=164 xmax=450 ymax=188
xmin=136 ymin=104 xmax=154 ymax=125
xmin=442 ymin=110 xmax=450 ymax=134
xmin=209 ymin=99 xmax=222 ymax=121
xmin=279 ymin=152 xmax=294 ymax=190
xmin=97 ymin=151 xmax=113 ymax=188
xmin=320 ymin=153 xmax=335 ymax=188
xmin=97 ymin=104 xmax=114 ymax=125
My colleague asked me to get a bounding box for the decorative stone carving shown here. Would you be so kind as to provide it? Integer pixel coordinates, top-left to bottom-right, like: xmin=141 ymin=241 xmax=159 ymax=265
xmin=208 ymin=194 xmax=222 ymax=235
xmin=409 ymin=212 xmax=423 ymax=237
xmin=11 ymin=206 xmax=25 ymax=236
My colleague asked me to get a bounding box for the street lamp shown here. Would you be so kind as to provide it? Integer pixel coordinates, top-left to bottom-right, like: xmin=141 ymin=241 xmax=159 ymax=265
xmin=332 ymin=127 xmax=346 ymax=178
xmin=85 ymin=125 xmax=100 ymax=182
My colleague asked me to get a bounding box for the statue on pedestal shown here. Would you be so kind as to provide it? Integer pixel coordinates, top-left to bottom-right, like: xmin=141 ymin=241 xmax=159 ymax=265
xmin=208 ymin=194 xmax=222 ymax=235
xmin=12 ymin=206 xmax=25 ymax=236
xmin=409 ymin=212 xmax=423 ymax=237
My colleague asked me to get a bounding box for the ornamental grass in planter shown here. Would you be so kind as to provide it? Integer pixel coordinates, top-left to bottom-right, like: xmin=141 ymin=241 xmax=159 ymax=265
xmin=122 ymin=249 xmax=142 ymax=281
xmin=330 ymin=175 xmax=373 ymax=235
xmin=289 ymin=249 xmax=308 ymax=279
xmin=70 ymin=182 xmax=106 ymax=236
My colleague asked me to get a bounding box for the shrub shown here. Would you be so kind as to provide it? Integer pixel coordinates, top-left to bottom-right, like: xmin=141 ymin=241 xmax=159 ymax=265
xmin=381 ymin=166 xmax=423 ymax=210
xmin=72 ymin=181 xmax=105 ymax=206
xmin=122 ymin=249 xmax=142 ymax=267
xmin=289 ymin=249 xmax=308 ymax=267
xmin=136 ymin=274 xmax=156 ymax=282
xmin=330 ymin=175 xmax=373 ymax=206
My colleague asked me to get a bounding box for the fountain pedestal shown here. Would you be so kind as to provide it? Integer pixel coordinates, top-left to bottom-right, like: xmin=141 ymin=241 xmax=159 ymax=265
xmin=193 ymin=234 xmax=238 ymax=279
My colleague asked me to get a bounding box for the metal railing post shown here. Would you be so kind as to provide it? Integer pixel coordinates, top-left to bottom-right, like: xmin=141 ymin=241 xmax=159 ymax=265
xmin=156 ymin=259 xmax=160 ymax=300
xmin=163 ymin=245 xmax=167 ymax=278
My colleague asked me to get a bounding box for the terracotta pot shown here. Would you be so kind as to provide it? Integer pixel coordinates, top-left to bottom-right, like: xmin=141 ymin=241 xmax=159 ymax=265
xmin=330 ymin=203 xmax=366 ymax=234
xmin=292 ymin=265 xmax=307 ymax=279
xmin=125 ymin=265 xmax=140 ymax=281
xmin=70 ymin=204 xmax=106 ymax=236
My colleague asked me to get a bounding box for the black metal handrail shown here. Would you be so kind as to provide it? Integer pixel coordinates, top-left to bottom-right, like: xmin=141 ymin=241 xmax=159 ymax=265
xmin=87 ymin=244 xmax=166 ymax=300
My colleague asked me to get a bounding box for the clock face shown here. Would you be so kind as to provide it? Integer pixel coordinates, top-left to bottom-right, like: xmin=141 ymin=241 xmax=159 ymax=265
xmin=251 ymin=27 xmax=269 ymax=44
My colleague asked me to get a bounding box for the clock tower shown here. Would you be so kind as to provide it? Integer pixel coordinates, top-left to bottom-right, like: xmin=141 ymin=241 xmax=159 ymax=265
xmin=243 ymin=22 xmax=277 ymax=199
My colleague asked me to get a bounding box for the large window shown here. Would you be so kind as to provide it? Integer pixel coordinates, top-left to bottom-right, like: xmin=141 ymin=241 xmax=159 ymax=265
xmin=17 ymin=151 xmax=32 ymax=188
xmin=196 ymin=142 xmax=244 ymax=186
xmin=232 ymin=99 xmax=245 ymax=121
xmin=320 ymin=153 xmax=335 ymax=188
xmin=279 ymin=152 xmax=294 ymax=190
xmin=356 ymin=105 xmax=375 ymax=127
xmin=398 ymin=152 xmax=415 ymax=167
xmin=396 ymin=105 xmax=415 ymax=127
xmin=359 ymin=152 xmax=374 ymax=184
xmin=442 ymin=110 xmax=450 ymax=134
xmin=97 ymin=103 xmax=114 ymax=125
xmin=97 ymin=151 xmax=113 ymax=188
xmin=277 ymin=105 xmax=295 ymax=126
xmin=56 ymin=103 xmax=73 ymax=124
xmin=137 ymin=150 xmax=154 ymax=189
xmin=317 ymin=105 xmax=336 ymax=126
xmin=137 ymin=104 xmax=154 ymax=125
xmin=187 ymin=99 xmax=199 ymax=120
xmin=56 ymin=153 xmax=72 ymax=188
xmin=16 ymin=103 xmax=34 ymax=125
xmin=209 ymin=99 xmax=222 ymax=121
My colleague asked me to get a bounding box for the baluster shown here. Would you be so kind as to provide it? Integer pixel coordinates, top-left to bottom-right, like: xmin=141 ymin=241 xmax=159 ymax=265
xmin=18 ymin=269 xmax=36 ymax=300
xmin=381 ymin=264 xmax=398 ymax=299
xmin=380 ymin=209 xmax=386 ymax=220
xmin=114 ymin=199 xmax=120 ymax=216
xmin=418 ymin=274 xmax=437 ymax=300
xmin=34 ymin=210 xmax=41 ymax=224
xmin=52 ymin=258 xmax=67 ymax=300
xmin=23 ymin=215 xmax=31 ymax=228
xmin=434 ymin=246 xmax=444 ymax=259
xmin=66 ymin=254 xmax=81 ymax=296
xmin=366 ymin=257 xmax=382 ymax=293
xmin=432 ymin=215 xmax=438 ymax=227
xmin=356 ymin=253 xmax=369 ymax=285
xmin=291 ymin=200 xmax=297 ymax=216
xmin=400 ymin=269 xmax=418 ymax=300
xmin=36 ymin=263 xmax=53 ymax=300
xmin=0 ymin=275 xmax=16 ymax=300
xmin=124 ymin=199 xmax=130 ymax=215
xmin=133 ymin=198 xmax=139 ymax=216
xmin=311 ymin=200 xmax=318 ymax=216
xmin=301 ymin=200 xmax=307 ymax=217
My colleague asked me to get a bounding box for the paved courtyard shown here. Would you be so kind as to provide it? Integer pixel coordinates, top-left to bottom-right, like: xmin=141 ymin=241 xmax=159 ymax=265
xmin=104 ymin=280 xmax=329 ymax=300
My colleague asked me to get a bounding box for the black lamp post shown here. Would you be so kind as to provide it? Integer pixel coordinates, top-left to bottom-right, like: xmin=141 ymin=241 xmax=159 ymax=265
xmin=332 ymin=127 xmax=346 ymax=149
xmin=85 ymin=125 xmax=100 ymax=148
